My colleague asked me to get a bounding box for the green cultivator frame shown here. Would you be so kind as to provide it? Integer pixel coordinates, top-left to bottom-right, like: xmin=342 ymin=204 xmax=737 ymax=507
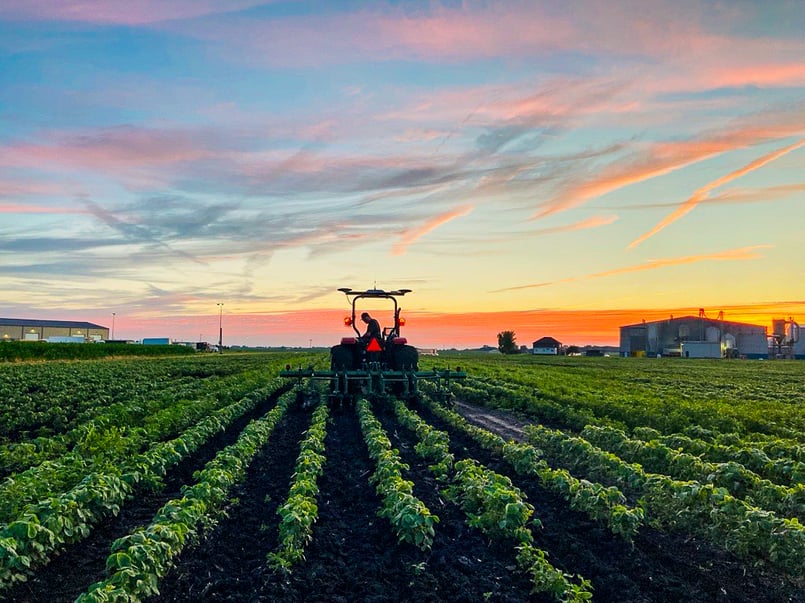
xmin=281 ymin=362 xmax=466 ymax=406
xmin=280 ymin=287 xmax=466 ymax=406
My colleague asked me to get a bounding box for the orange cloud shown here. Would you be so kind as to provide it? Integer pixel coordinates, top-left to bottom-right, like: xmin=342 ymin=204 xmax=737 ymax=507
xmin=628 ymin=138 xmax=805 ymax=248
xmin=392 ymin=205 xmax=473 ymax=256
xmin=533 ymin=215 xmax=618 ymax=236
xmin=532 ymin=119 xmax=805 ymax=221
xmin=492 ymin=244 xmax=772 ymax=292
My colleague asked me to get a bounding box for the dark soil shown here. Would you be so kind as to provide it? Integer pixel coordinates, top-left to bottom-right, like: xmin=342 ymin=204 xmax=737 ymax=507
xmin=7 ymin=395 xmax=805 ymax=603
xmin=5 ymin=387 xmax=289 ymax=603
xmin=426 ymin=400 xmax=805 ymax=603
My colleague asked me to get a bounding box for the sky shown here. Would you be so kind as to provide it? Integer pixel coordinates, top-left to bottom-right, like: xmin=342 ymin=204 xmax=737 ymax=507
xmin=1 ymin=0 xmax=804 ymax=348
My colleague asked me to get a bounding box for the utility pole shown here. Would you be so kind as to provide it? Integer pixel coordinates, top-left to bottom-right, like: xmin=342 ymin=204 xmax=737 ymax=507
xmin=111 ymin=312 xmax=116 ymax=340
xmin=217 ymin=303 xmax=224 ymax=353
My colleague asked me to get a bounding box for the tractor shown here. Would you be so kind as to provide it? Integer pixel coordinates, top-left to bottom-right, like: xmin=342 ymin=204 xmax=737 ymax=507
xmin=281 ymin=287 xmax=465 ymax=407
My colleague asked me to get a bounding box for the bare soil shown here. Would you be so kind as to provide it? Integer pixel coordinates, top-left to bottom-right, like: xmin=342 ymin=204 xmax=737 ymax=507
xmin=7 ymin=397 xmax=804 ymax=603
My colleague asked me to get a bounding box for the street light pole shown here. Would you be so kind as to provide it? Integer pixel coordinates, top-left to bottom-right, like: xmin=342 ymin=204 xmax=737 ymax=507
xmin=217 ymin=303 xmax=224 ymax=353
xmin=111 ymin=313 xmax=116 ymax=340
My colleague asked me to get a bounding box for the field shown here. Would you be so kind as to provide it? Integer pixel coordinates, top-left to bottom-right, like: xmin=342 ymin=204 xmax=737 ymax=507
xmin=1 ymin=352 xmax=804 ymax=602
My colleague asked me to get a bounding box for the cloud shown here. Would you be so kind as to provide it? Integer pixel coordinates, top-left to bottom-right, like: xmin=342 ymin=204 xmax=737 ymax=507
xmin=392 ymin=205 xmax=474 ymax=256
xmin=0 ymin=237 xmax=130 ymax=253
xmin=628 ymin=138 xmax=805 ymax=248
xmin=531 ymin=215 xmax=618 ymax=237
xmin=492 ymin=244 xmax=772 ymax=292
xmin=596 ymin=183 xmax=805 ymax=210
xmin=0 ymin=202 xmax=86 ymax=214
xmin=0 ymin=0 xmax=269 ymax=25
xmin=530 ymin=107 xmax=805 ymax=221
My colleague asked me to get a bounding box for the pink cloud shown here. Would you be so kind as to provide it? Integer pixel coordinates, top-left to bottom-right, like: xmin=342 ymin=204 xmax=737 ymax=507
xmin=0 ymin=127 xmax=212 ymax=188
xmin=0 ymin=180 xmax=72 ymax=198
xmin=0 ymin=0 xmax=269 ymax=25
xmin=0 ymin=202 xmax=86 ymax=214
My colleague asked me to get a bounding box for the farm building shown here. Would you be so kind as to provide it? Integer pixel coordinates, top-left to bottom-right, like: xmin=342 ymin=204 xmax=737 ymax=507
xmin=532 ymin=337 xmax=562 ymax=355
xmin=619 ymin=314 xmax=767 ymax=359
xmin=0 ymin=318 xmax=109 ymax=342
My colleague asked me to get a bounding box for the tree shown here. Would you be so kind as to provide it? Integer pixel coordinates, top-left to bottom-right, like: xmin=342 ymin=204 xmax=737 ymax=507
xmin=497 ymin=330 xmax=518 ymax=354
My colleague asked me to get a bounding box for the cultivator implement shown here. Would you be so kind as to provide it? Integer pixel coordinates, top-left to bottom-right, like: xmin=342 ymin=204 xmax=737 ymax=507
xmin=280 ymin=362 xmax=466 ymax=406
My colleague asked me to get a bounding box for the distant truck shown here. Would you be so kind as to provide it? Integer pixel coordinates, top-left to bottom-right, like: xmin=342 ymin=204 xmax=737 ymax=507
xmin=47 ymin=336 xmax=86 ymax=344
xmin=681 ymin=341 xmax=722 ymax=359
xmin=142 ymin=337 xmax=173 ymax=345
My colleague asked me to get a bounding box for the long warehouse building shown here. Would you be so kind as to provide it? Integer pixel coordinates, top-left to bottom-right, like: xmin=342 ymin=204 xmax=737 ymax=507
xmin=0 ymin=318 xmax=109 ymax=342
xmin=619 ymin=315 xmax=768 ymax=358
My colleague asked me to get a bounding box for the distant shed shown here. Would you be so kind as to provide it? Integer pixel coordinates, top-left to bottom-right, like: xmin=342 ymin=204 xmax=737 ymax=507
xmin=532 ymin=336 xmax=562 ymax=355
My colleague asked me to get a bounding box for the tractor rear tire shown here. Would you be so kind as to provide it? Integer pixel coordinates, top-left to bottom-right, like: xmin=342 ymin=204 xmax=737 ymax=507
xmin=392 ymin=344 xmax=419 ymax=371
xmin=330 ymin=344 xmax=357 ymax=371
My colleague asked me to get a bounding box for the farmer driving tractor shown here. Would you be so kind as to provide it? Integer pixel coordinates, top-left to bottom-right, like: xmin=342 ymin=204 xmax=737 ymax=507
xmin=360 ymin=312 xmax=381 ymax=341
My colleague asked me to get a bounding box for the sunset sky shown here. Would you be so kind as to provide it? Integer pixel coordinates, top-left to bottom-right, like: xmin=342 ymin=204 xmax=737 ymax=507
xmin=1 ymin=1 xmax=803 ymax=348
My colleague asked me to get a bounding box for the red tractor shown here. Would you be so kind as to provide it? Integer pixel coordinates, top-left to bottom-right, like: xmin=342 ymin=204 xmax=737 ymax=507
xmin=330 ymin=287 xmax=418 ymax=372
xmin=281 ymin=287 xmax=464 ymax=406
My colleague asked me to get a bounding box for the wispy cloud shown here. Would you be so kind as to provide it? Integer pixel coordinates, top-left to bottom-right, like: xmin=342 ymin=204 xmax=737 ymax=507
xmin=0 ymin=202 xmax=86 ymax=214
xmin=531 ymin=215 xmax=618 ymax=237
xmin=597 ymin=183 xmax=805 ymax=210
xmin=628 ymin=138 xmax=805 ymax=248
xmin=530 ymin=108 xmax=805 ymax=221
xmin=0 ymin=0 xmax=269 ymax=25
xmin=392 ymin=205 xmax=473 ymax=256
xmin=491 ymin=245 xmax=772 ymax=292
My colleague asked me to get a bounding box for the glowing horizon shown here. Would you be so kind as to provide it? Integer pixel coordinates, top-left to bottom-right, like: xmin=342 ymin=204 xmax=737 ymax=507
xmin=1 ymin=1 xmax=803 ymax=348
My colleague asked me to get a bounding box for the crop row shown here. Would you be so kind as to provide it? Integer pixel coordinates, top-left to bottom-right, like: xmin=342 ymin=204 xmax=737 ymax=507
xmin=448 ymin=355 xmax=805 ymax=439
xmin=582 ymin=424 xmax=805 ymax=521
xmin=0 ymin=379 xmax=287 ymax=590
xmin=421 ymin=393 xmax=644 ymax=541
xmin=456 ymin=376 xmax=805 ymax=493
xmin=525 ymin=423 xmax=805 ymax=575
xmin=356 ymin=399 xmax=438 ymax=551
xmin=0 ymin=374 xmax=282 ymax=523
xmin=267 ymin=401 xmax=329 ymax=571
xmin=0 ymin=354 xmax=298 ymax=474
xmin=75 ymin=390 xmax=296 ymax=602
xmin=630 ymin=427 xmax=805 ymax=486
xmin=0 ymin=355 xmax=248 ymax=441
xmin=392 ymin=398 xmax=592 ymax=601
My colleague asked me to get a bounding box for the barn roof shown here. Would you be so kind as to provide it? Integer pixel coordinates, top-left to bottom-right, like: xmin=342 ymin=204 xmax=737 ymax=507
xmin=533 ymin=336 xmax=562 ymax=347
xmin=0 ymin=318 xmax=107 ymax=329
xmin=619 ymin=316 xmax=765 ymax=330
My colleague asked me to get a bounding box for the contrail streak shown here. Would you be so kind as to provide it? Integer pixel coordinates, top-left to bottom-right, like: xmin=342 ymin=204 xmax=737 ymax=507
xmin=628 ymin=138 xmax=805 ymax=249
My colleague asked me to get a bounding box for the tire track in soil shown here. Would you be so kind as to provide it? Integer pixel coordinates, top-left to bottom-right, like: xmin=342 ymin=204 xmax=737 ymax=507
xmin=150 ymin=403 xmax=311 ymax=601
xmin=427 ymin=399 xmax=805 ymax=603
xmin=373 ymin=402 xmax=540 ymax=603
xmin=6 ymin=387 xmax=289 ymax=603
